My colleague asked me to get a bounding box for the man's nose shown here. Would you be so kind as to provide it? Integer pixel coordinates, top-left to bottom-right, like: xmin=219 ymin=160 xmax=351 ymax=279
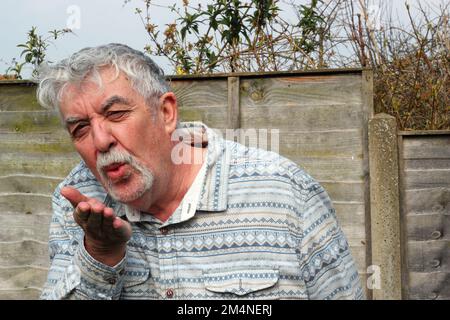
xmin=91 ymin=120 xmax=116 ymax=152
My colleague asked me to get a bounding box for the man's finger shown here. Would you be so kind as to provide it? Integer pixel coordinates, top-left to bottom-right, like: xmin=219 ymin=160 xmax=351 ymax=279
xmin=112 ymin=217 xmax=133 ymax=240
xmin=61 ymin=186 xmax=89 ymax=208
xmin=101 ymin=207 xmax=115 ymax=228
xmin=86 ymin=202 xmax=104 ymax=228
xmin=73 ymin=201 xmax=91 ymax=225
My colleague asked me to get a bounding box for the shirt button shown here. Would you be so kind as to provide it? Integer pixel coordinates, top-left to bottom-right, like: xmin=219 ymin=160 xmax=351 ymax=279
xmin=106 ymin=277 xmax=116 ymax=285
xmin=160 ymin=227 xmax=168 ymax=235
xmin=166 ymin=288 xmax=174 ymax=298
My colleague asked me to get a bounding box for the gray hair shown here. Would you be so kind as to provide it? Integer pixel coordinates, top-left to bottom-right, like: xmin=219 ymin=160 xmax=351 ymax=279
xmin=36 ymin=43 xmax=170 ymax=113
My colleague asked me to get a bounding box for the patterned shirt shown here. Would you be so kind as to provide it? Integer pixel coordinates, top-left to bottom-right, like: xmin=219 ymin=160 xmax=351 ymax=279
xmin=41 ymin=122 xmax=364 ymax=300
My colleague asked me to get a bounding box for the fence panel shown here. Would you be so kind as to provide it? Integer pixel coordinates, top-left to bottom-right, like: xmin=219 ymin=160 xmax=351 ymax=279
xmin=399 ymin=132 xmax=450 ymax=300
xmin=0 ymin=69 xmax=373 ymax=299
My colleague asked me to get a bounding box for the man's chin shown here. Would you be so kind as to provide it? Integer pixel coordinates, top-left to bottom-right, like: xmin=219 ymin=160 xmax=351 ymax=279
xmin=105 ymin=178 xmax=152 ymax=204
xmin=108 ymin=187 xmax=145 ymax=204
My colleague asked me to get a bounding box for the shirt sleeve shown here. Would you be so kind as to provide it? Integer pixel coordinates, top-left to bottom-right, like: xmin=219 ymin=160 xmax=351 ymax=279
xmin=297 ymin=179 xmax=365 ymax=300
xmin=40 ymin=184 xmax=127 ymax=300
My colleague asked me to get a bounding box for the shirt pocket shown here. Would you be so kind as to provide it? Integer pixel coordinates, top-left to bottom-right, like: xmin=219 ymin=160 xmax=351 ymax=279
xmin=203 ymin=268 xmax=279 ymax=297
xmin=122 ymin=267 xmax=151 ymax=289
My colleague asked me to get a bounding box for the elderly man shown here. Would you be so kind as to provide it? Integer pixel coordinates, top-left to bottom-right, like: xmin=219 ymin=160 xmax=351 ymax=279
xmin=37 ymin=43 xmax=363 ymax=300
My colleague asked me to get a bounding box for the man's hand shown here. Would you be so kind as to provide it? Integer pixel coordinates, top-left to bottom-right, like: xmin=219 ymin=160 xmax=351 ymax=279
xmin=61 ymin=186 xmax=132 ymax=266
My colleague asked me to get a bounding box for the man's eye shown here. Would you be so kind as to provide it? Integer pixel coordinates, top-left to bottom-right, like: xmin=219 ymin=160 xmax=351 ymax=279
xmin=71 ymin=124 xmax=89 ymax=139
xmin=107 ymin=110 xmax=129 ymax=120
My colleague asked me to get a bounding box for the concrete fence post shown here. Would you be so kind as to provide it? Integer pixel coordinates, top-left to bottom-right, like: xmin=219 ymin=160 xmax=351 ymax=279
xmin=368 ymin=113 xmax=402 ymax=300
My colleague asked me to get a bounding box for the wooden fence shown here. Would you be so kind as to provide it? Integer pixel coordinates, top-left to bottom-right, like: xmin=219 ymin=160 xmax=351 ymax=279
xmin=2 ymin=68 xmax=446 ymax=300
xmin=0 ymin=69 xmax=373 ymax=299
xmin=399 ymin=131 xmax=450 ymax=299
xmin=368 ymin=114 xmax=450 ymax=300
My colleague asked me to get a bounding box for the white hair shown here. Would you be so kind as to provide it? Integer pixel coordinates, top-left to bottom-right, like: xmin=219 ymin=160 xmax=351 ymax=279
xmin=36 ymin=43 xmax=170 ymax=113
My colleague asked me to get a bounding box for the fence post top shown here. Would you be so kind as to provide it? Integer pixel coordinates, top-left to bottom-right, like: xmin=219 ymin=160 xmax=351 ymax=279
xmin=372 ymin=113 xmax=396 ymax=120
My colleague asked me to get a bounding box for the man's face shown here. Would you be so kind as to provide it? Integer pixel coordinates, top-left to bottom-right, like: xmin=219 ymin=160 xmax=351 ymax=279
xmin=59 ymin=67 xmax=174 ymax=205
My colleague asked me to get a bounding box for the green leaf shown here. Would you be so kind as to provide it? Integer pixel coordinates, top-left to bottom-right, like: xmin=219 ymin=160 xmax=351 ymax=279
xmin=181 ymin=27 xmax=187 ymax=41
xmin=25 ymin=53 xmax=33 ymax=63
xmin=210 ymin=18 xmax=218 ymax=30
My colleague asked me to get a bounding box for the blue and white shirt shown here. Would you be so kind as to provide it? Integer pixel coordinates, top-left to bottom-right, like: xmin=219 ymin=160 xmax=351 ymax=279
xmin=41 ymin=122 xmax=364 ymax=300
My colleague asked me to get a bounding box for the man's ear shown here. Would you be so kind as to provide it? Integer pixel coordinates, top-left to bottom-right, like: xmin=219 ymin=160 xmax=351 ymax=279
xmin=158 ymin=92 xmax=178 ymax=135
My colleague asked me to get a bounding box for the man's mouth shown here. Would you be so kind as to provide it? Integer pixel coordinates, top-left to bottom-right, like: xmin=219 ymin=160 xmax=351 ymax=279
xmin=103 ymin=162 xmax=129 ymax=181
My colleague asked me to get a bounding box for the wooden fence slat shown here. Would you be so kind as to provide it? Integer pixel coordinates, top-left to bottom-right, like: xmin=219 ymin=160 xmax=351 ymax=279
xmin=404 ymin=188 xmax=450 ymax=215
xmin=0 ymin=132 xmax=73 ymax=155
xmin=405 ymin=159 xmax=450 ymax=170
xmin=408 ymin=272 xmax=450 ymax=300
xmin=403 ymin=136 xmax=450 ymax=159
xmin=291 ymin=156 xmax=365 ymax=181
xmin=407 ymin=240 xmax=450 ymax=272
xmin=279 ymin=129 xmax=363 ymax=159
xmin=404 ymin=169 xmax=450 ymax=189
xmin=0 ymin=175 xmax=61 ymax=194
xmin=0 ymin=266 xmax=48 ymax=290
xmin=361 ymin=70 xmax=373 ymax=300
xmin=0 ymin=153 xmax=80 ymax=177
xmin=0 ymin=240 xmax=49 ymax=267
xmin=0 ymin=214 xmax=51 ymax=242
xmin=171 ymin=79 xmax=228 ymax=108
xmin=0 ymin=111 xmax=62 ymax=134
xmin=241 ymin=104 xmax=364 ymax=130
xmin=348 ymin=245 xmax=367 ymax=274
xmin=321 ymin=182 xmax=365 ymax=203
xmin=398 ymin=133 xmax=409 ymax=299
xmin=0 ymin=194 xmax=52 ymax=215
xmin=406 ymin=214 xmax=450 ymax=242
xmin=178 ymin=106 xmax=229 ymax=129
xmin=341 ymin=224 xmax=366 ymax=241
xmin=334 ymin=203 xmax=366 ymax=226
xmin=0 ymin=288 xmax=42 ymax=300
xmin=239 ymin=75 xmax=364 ymax=107
xmin=0 ymin=85 xmax=42 ymax=111
xmin=227 ymin=77 xmax=240 ymax=129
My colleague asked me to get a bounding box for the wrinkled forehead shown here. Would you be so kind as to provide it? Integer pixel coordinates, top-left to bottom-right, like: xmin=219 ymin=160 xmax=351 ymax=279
xmin=59 ymin=66 xmax=132 ymax=106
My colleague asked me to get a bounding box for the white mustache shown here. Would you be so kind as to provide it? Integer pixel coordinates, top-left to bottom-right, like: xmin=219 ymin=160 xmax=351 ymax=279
xmin=96 ymin=147 xmax=134 ymax=172
xmin=95 ymin=147 xmax=155 ymax=203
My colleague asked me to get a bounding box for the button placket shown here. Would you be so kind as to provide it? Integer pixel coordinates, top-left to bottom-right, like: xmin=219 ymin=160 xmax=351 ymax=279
xmin=157 ymin=225 xmax=178 ymax=299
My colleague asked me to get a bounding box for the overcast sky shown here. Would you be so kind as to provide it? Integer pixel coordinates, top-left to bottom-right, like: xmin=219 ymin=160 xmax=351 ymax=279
xmin=0 ymin=0 xmax=446 ymax=77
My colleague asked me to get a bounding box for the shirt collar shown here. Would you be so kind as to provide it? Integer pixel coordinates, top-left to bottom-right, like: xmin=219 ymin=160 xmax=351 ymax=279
xmin=112 ymin=121 xmax=229 ymax=225
xmin=187 ymin=121 xmax=230 ymax=213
